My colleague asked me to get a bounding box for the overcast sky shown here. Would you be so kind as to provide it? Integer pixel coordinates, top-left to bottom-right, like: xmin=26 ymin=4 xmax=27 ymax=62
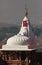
xmin=0 ymin=0 xmax=42 ymax=26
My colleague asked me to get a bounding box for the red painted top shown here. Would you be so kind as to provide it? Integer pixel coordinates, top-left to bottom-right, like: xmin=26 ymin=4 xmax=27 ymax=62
xmin=23 ymin=21 xmax=28 ymax=27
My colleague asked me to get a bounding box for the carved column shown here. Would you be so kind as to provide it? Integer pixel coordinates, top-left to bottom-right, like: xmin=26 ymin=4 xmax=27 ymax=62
xmin=18 ymin=51 xmax=21 ymax=65
xmin=25 ymin=51 xmax=29 ymax=65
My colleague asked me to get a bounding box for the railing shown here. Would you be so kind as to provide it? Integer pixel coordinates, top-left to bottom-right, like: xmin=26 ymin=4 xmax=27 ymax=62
xmin=6 ymin=60 xmax=28 ymax=65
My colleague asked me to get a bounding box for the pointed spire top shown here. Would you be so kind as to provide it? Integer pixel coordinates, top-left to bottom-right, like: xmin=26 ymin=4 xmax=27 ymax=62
xmin=25 ymin=7 xmax=28 ymax=17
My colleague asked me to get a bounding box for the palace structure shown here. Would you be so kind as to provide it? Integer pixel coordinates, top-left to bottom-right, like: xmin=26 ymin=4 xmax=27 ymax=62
xmin=0 ymin=8 xmax=42 ymax=65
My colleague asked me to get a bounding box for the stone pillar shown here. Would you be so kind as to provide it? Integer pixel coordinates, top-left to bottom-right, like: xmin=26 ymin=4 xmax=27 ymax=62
xmin=5 ymin=52 xmax=9 ymax=61
xmin=25 ymin=51 xmax=29 ymax=65
xmin=2 ymin=55 xmax=5 ymax=60
xmin=4 ymin=54 xmax=7 ymax=61
xmin=18 ymin=51 xmax=21 ymax=65
xmin=8 ymin=55 xmax=11 ymax=61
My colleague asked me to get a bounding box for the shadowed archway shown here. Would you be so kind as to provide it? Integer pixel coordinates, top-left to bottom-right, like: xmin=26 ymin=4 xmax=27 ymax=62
xmin=0 ymin=57 xmax=9 ymax=65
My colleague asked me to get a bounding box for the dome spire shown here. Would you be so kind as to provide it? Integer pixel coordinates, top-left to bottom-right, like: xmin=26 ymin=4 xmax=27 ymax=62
xmin=25 ymin=7 xmax=28 ymax=17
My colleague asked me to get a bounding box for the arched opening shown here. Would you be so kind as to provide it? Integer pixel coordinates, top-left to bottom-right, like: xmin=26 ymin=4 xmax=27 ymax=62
xmin=21 ymin=51 xmax=26 ymax=60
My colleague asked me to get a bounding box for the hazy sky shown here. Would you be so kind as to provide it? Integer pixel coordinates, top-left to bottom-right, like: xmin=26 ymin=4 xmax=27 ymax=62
xmin=0 ymin=0 xmax=42 ymax=25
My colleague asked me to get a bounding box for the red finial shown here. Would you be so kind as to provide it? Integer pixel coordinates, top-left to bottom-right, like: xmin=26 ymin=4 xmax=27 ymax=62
xmin=23 ymin=21 xmax=28 ymax=27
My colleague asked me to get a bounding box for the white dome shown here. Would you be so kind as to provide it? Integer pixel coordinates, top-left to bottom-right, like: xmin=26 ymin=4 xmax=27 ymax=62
xmin=6 ymin=35 xmax=29 ymax=46
xmin=2 ymin=15 xmax=38 ymax=50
